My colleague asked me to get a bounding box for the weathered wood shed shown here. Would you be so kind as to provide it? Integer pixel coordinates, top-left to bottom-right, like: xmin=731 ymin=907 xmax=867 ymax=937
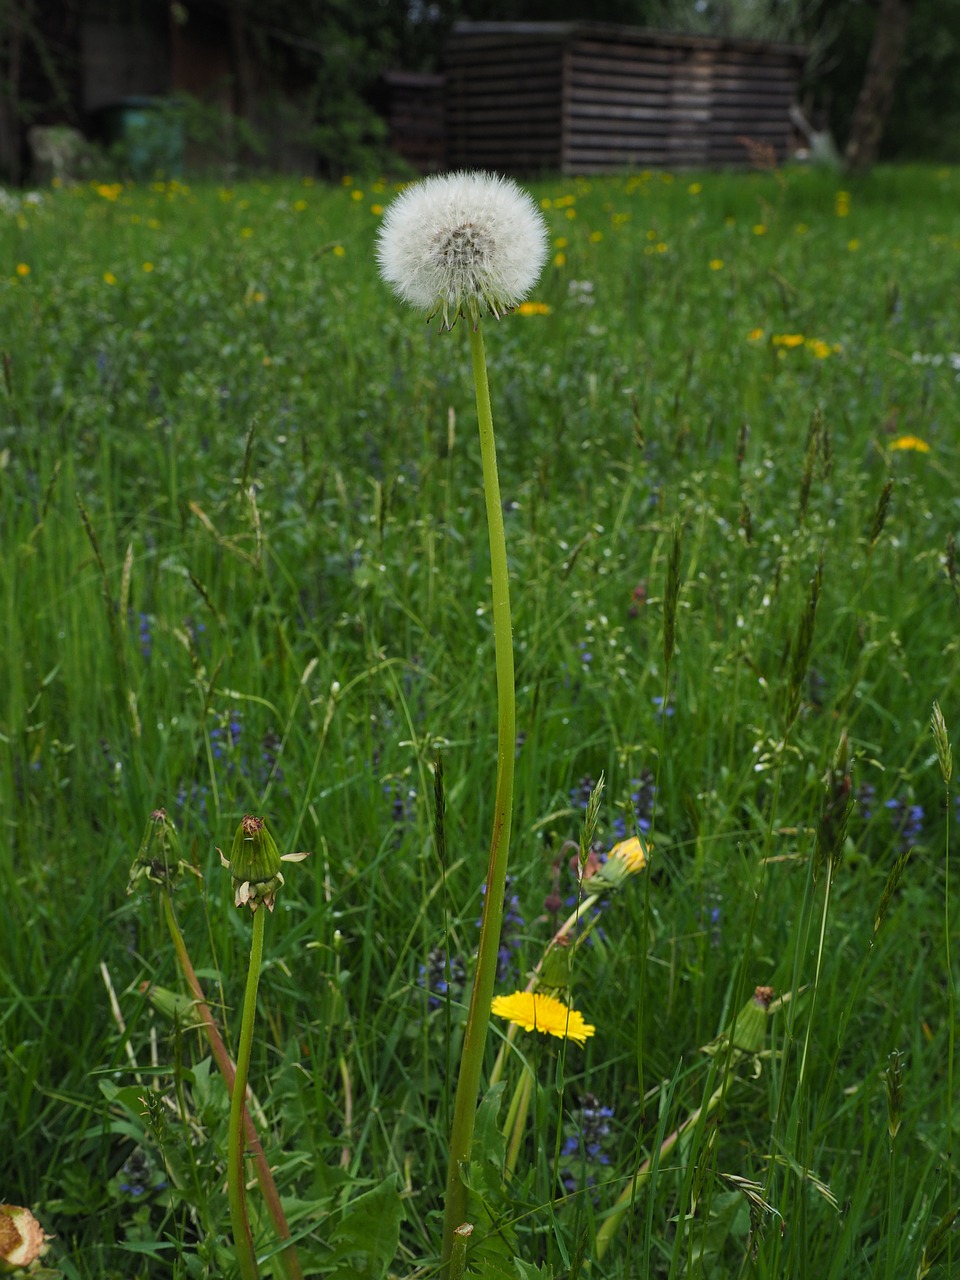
xmin=445 ymin=21 xmax=807 ymax=175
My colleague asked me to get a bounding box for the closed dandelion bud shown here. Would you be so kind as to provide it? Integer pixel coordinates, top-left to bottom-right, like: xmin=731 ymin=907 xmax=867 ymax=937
xmin=731 ymin=985 xmax=774 ymax=1056
xmin=0 ymin=1204 xmax=50 ymax=1272
xmin=219 ymin=814 xmax=308 ymax=913
xmin=127 ymin=808 xmax=195 ymax=894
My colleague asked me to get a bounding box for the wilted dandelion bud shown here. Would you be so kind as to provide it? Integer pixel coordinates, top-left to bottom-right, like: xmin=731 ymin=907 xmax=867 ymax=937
xmin=0 ymin=1204 xmax=50 ymax=1272
xmin=376 ymin=171 xmax=548 ymax=330
xmin=219 ymin=814 xmax=308 ymax=913
xmin=127 ymin=808 xmax=197 ymax=894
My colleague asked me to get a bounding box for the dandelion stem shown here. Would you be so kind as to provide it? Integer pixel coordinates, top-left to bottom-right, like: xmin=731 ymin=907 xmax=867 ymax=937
xmin=160 ymin=892 xmax=302 ymax=1280
xmin=440 ymin=322 xmax=516 ymax=1271
xmin=228 ymin=907 xmax=265 ymax=1280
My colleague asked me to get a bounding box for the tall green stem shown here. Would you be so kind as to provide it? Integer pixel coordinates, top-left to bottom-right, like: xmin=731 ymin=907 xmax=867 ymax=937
xmin=440 ymin=323 xmax=516 ymax=1270
xmin=160 ymin=892 xmax=302 ymax=1280
xmin=229 ymin=908 xmax=266 ymax=1280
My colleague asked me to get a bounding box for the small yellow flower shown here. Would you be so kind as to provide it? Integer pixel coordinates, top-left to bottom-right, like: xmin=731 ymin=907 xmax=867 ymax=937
xmin=553 ymin=251 xmax=566 ymax=267
xmin=15 ymin=262 xmax=30 ymax=277
xmin=554 ymin=236 xmax=568 ymax=248
xmin=351 ymin=189 xmax=364 ymax=202
xmin=517 ymin=301 xmax=551 ymax=315
xmin=565 ymin=207 xmax=577 ymax=219
xmin=142 ymin=261 xmax=154 ymax=273
xmin=709 ymin=258 xmax=724 ymax=270
xmin=772 ymin=333 xmax=805 ymax=348
xmin=589 ymin=230 xmax=603 ymax=242
xmin=752 ymin=224 xmax=767 ymax=236
xmin=688 ymin=182 xmax=702 ymax=195
xmin=656 ymin=241 xmax=668 ymax=253
xmin=341 ymin=175 xmax=353 ymax=186
xmin=293 ymin=199 xmax=307 ymax=212
xmin=240 ymin=226 xmax=253 ymax=239
xmin=847 ymin=238 xmax=860 ymax=252
xmin=103 ymin=271 xmax=117 ymax=285
xmin=806 ymin=338 xmax=832 ymax=359
xmin=795 ymin=222 xmax=809 ymax=235
xmin=333 ymin=244 xmax=346 ymax=258
xmin=890 ymin=435 xmax=930 ymax=453
xmin=370 ymin=204 xmax=383 ymax=215
xmin=491 ymin=991 xmax=595 ymax=1045
xmin=747 ymin=328 xmax=765 ymax=341
xmin=540 ymin=197 xmax=553 ymax=209
xmin=835 ymin=190 xmax=850 ymax=216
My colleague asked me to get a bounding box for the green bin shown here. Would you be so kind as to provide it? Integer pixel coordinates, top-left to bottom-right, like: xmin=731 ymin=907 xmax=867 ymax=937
xmin=100 ymin=97 xmax=183 ymax=181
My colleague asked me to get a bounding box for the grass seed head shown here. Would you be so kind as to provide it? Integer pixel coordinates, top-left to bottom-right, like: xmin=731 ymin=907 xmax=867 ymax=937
xmin=930 ymin=700 xmax=952 ymax=785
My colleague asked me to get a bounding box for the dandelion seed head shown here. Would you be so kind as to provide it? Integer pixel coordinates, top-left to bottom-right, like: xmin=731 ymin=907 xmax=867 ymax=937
xmin=376 ymin=171 xmax=548 ymax=329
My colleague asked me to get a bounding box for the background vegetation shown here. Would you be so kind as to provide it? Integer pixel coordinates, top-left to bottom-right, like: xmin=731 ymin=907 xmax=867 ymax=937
xmin=1 ymin=162 xmax=958 ymax=1277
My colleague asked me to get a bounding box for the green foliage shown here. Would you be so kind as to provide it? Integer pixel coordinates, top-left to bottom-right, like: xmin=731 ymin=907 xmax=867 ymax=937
xmin=0 ymin=164 xmax=958 ymax=1278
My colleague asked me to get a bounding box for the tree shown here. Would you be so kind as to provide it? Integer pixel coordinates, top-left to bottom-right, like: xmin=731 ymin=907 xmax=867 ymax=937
xmin=844 ymin=0 xmax=914 ymax=170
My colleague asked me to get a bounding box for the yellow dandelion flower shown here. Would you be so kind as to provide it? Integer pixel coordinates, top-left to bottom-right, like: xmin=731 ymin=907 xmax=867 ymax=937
xmin=540 ymin=197 xmax=553 ymax=209
xmin=15 ymin=262 xmax=30 ymax=277
xmin=351 ymin=189 xmax=364 ymax=201
xmin=589 ymin=230 xmax=603 ymax=242
xmin=370 ymin=204 xmax=383 ymax=215
xmin=847 ymin=238 xmax=860 ymax=252
xmin=240 ymin=226 xmax=253 ymax=239
xmin=608 ymin=836 xmax=647 ymax=875
xmin=517 ymin=301 xmax=551 ymax=315
xmin=142 ymin=261 xmax=154 ymax=273
xmin=656 ymin=241 xmax=668 ymax=253
xmin=646 ymin=229 xmax=658 ymax=241
xmin=752 ymin=224 xmax=767 ymax=236
xmin=688 ymin=182 xmax=702 ymax=195
xmin=747 ymin=328 xmax=765 ymax=341
xmin=553 ymin=251 xmax=566 ymax=267
xmin=333 ymin=244 xmax=346 ymax=258
xmin=772 ymin=333 xmax=805 ymax=348
xmin=806 ymin=338 xmax=832 ymax=359
xmin=709 ymin=258 xmax=724 ymax=270
xmin=293 ymin=199 xmax=307 ymax=212
xmin=890 ymin=435 xmax=930 ymax=453
xmin=491 ymin=991 xmax=596 ymax=1045
xmin=554 ymin=236 xmax=568 ymax=248
xmin=565 ymin=207 xmax=577 ymax=219
xmin=103 ymin=271 xmax=117 ymax=285
xmin=835 ymin=190 xmax=850 ymax=216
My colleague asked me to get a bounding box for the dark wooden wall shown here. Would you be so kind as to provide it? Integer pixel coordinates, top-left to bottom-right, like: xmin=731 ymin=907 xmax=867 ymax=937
xmin=443 ymin=22 xmax=806 ymax=176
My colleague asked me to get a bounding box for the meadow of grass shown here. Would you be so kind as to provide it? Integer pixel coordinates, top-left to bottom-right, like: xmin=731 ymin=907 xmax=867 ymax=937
xmin=1 ymin=162 xmax=958 ymax=1279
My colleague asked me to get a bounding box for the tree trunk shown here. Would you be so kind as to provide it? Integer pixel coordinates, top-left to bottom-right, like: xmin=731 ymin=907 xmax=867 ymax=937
xmin=844 ymin=0 xmax=914 ymax=172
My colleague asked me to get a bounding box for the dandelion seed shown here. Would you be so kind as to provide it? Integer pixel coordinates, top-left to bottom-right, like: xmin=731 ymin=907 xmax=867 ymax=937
xmin=491 ymin=990 xmax=595 ymax=1044
xmin=376 ymin=170 xmax=548 ymax=330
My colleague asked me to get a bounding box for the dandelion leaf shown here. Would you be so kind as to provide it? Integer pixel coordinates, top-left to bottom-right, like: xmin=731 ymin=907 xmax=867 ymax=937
xmin=319 ymin=1172 xmax=403 ymax=1279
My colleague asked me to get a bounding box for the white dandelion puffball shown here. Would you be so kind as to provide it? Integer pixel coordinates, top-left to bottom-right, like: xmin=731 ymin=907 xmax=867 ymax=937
xmin=376 ymin=171 xmax=548 ymax=329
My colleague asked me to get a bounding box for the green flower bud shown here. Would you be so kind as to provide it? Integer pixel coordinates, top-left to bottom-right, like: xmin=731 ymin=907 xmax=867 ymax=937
xmin=127 ymin=809 xmax=197 ymax=895
xmin=219 ymin=815 xmax=308 ymax=913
